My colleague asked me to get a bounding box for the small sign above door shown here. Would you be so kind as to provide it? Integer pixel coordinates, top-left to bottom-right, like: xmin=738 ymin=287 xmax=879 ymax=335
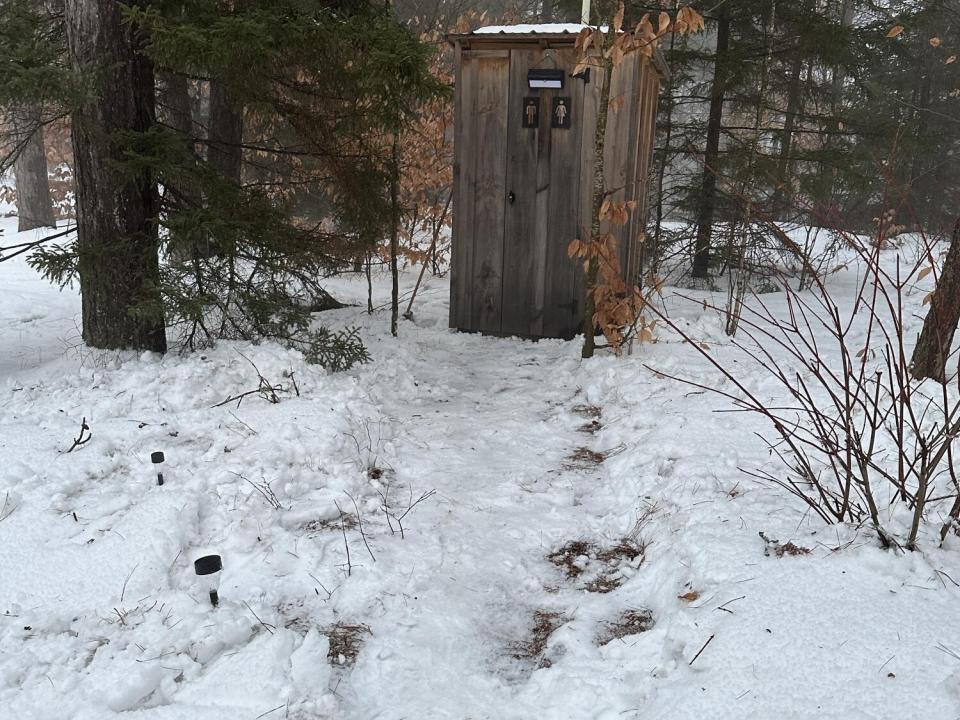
xmin=522 ymin=97 xmax=539 ymax=129
xmin=552 ymin=97 xmax=571 ymax=129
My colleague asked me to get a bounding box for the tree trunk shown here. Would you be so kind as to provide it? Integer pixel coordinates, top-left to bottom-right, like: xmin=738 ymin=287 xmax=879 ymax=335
xmin=64 ymin=0 xmax=166 ymax=353
xmin=390 ymin=133 xmax=400 ymax=337
xmin=11 ymin=106 xmax=56 ymax=232
xmin=692 ymin=8 xmax=730 ymax=279
xmin=158 ymin=70 xmax=192 ymax=137
xmin=208 ymin=80 xmax=243 ymax=184
xmin=911 ymin=219 xmax=960 ymax=383
xmin=770 ymin=50 xmax=805 ymax=219
xmin=652 ymin=0 xmax=680 ymax=269
xmin=581 ymin=47 xmax=615 ymax=359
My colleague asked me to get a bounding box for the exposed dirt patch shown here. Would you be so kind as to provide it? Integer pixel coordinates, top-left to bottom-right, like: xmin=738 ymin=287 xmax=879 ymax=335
xmin=324 ymin=623 xmax=371 ymax=667
xmin=304 ymin=512 xmax=359 ymax=535
xmin=548 ymin=536 xmax=646 ymax=593
xmin=759 ymin=531 xmax=811 ymax=557
xmin=278 ymin=600 xmax=311 ymax=634
xmin=566 ymin=447 xmax=606 ymax=467
xmin=572 ymin=404 xmax=602 ymax=419
xmin=548 ymin=539 xmax=594 ymax=579
xmin=366 ymin=466 xmax=398 ymax=483
xmin=511 ymin=610 xmax=567 ymax=668
xmin=596 ymin=608 xmax=655 ymax=646
xmin=578 ymin=419 xmax=603 ymax=434
xmin=775 ymin=541 xmax=811 ymax=557
xmin=563 ymin=444 xmax=626 ymax=470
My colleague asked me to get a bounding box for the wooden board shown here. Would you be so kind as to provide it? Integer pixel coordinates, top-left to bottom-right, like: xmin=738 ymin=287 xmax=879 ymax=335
xmin=451 ymin=51 xmax=509 ymax=334
xmin=469 ymin=54 xmax=510 ymax=334
xmin=629 ymin=62 xmax=660 ymax=283
xmin=449 ymin=42 xmax=464 ymax=327
xmin=541 ymin=49 xmax=585 ymax=340
xmin=500 ymin=49 xmax=542 ymax=337
xmin=450 ymin=46 xmax=475 ymax=330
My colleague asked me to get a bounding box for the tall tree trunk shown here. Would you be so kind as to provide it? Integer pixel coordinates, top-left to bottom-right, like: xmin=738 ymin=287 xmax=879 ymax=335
xmin=770 ymin=50 xmax=805 ymax=219
xmin=64 ymin=0 xmax=166 ymax=353
xmin=911 ymin=219 xmax=960 ymax=383
xmin=692 ymin=8 xmax=730 ymax=279
xmin=390 ymin=133 xmax=400 ymax=337
xmin=208 ymin=80 xmax=243 ymax=184
xmin=158 ymin=70 xmax=192 ymax=137
xmin=581 ymin=45 xmax=615 ymax=359
xmin=11 ymin=106 xmax=56 ymax=232
xmin=157 ymin=70 xmax=198 ymax=258
xmin=822 ymin=0 xmax=853 ymax=215
xmin=652 ymin=0 xmax=680 ymax=271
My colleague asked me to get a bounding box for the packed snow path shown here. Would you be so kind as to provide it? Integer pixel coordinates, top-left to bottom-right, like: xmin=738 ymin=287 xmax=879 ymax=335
xmin=2 ymin=220 xmax=960 ymax=719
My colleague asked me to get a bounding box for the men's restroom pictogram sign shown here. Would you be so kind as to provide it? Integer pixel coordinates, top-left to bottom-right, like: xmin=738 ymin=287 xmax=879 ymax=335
xmin=522 ymin=97 xmax=539 ymax=128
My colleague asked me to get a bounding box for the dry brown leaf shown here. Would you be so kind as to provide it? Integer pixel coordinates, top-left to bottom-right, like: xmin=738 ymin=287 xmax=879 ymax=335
xmin=658 ymin=11 xmax=671 ymax=35
xmin=918 ymin=266 xmax=934 ymax=280
xmin=678 ymin=591 xmax=700 ymax=602
xmin=923 ymin=291 xmax=934 ymax=306
xmin=575 ymin=27 xmax=593 ymax=52
xmin=930 ymin=37 xmax=942 ymax=47
xmin=887 ymin=25 xmax=904 ymax=38
xmin=613 ymin=1 xmax=625 ymax=33
xmin=947 ymin=55 xmax=957 ymax=65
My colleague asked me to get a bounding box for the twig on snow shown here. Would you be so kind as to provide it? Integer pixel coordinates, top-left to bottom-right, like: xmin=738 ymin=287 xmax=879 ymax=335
xmin=0 ymin=492 xmax=16 ymax=523
xmin=689 ymin=634 xmax=715 ymax=666
xmin=242 ymin=600 xmax=275 ymax=635
xmin=229 ymin=471 xmax=282 ymax=510
xmin=120 ymin=563 xmax=140 ymax=603
xmin=346 ymin=492 xmax=376 ymax=563
xmin=65 ymin=417 xmax=91 ymax=453
xmin=395 ymin=488 xmax=437 ymax=540
xmin=255 ymin=705 xmax=286 ymax=719
xmin=334 ymin=500 xmax=352 ymax=577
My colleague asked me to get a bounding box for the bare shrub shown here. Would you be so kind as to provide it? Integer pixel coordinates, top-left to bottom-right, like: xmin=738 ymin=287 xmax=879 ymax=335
xmin=650 ymin=225 xmax=960 ymax=550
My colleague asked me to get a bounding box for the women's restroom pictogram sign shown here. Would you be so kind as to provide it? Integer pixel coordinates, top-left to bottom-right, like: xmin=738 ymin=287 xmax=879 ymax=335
xmin=552 ymin=97 xmax=571 ymax=129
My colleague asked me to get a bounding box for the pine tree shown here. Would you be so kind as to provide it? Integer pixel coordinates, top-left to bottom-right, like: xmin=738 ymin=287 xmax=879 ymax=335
xmin=2 ymin=0 xmax=441 ymax=368
xmin=64 ymin=0 xmax=167 ymax=352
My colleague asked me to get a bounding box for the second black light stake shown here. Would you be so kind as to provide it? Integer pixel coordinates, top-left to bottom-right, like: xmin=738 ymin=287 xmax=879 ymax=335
xmin=194 ymin=554 xmax=223 ymax=607
xmin=151 ymin=451 xmax=165 ymax=486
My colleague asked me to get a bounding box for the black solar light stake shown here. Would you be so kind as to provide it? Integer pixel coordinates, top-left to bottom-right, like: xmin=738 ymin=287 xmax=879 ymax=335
xmin=194 ymin=554 xmax=223 ymax=607
xmin=151 ymin=451 xmax=165 ymax=486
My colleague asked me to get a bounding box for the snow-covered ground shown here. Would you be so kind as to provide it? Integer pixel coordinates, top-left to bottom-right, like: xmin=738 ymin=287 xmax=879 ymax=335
xmin=2 ymin=215 xmax=959 ymax=719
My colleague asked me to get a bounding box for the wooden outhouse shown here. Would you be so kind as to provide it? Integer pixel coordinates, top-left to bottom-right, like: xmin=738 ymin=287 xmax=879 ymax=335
xmin=448 ymin=25 xmax=667 ymax=340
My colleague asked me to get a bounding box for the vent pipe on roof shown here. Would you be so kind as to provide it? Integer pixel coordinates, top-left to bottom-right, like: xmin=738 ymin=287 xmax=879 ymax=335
xmin=581 ymin=0 xmax=590 ymax=24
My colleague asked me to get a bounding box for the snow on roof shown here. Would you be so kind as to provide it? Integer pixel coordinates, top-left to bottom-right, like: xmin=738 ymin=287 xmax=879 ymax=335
xmin=473 ymin=23 xmax=607 ymax=35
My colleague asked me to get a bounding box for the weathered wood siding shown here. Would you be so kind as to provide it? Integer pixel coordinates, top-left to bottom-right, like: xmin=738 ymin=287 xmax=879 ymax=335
xmin=451 ymin=36 xmax=662 ymax=340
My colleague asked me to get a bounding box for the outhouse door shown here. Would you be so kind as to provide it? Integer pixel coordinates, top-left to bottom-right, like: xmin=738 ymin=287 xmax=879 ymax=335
xmin=451 ymin=46 xmax=597 ymax=340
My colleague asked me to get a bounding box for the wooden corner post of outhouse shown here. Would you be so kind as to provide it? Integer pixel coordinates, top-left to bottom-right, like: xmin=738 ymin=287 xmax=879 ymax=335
xmin=448 ymin=27 xmax=666 ymax=341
